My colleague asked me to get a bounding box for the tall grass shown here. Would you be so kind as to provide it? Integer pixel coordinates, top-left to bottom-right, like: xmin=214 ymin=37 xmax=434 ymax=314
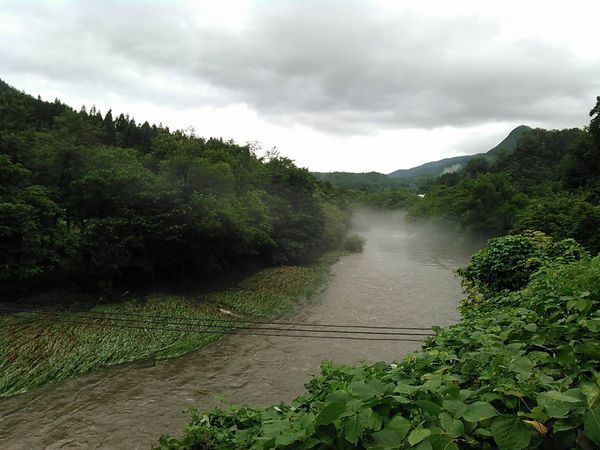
xmin=0 ymin=258 xmax=334 ymax=398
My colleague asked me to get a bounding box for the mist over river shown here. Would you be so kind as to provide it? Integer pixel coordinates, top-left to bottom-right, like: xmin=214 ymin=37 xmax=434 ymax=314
xmin=0 ymin=210 xmax=479 ymax=449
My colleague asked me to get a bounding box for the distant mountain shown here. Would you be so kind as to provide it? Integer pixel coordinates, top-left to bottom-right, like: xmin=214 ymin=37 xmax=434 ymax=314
xmin=386 ymin=154 xmax=476 ymax=179
xmin=313 ymin=171 xmax=407 ymax=190
xmin=387 ymin=125 xmax=532 ymax=178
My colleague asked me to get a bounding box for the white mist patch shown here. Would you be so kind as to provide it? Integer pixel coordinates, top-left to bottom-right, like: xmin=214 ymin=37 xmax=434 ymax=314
xmin=441 ymin=163 xmax=463 ymax=175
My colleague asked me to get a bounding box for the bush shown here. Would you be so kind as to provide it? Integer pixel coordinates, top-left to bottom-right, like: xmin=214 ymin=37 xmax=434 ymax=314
xmin=343 ymin=234 xmax=366 ymax=253
xmin=457 ymin=231 xmax=587 ymax=297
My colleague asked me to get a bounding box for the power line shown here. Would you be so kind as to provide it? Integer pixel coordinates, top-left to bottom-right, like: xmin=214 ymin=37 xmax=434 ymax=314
xmin=0 ymin=301 xmax=434 ymax=331
xmin=1 ymin=308 xmax=431 ymax=342
xmin=0 ymin=305 xmax=434 ymax=337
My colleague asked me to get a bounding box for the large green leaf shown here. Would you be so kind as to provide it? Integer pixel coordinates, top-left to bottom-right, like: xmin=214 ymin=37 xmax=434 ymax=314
xmin=442 ymin=399 xmax=467 ymax=417
xmin=407 ymin=428 xmax=431 ymax=446
xmin=584 ymin=403 xmax=600 ymax=445
xmin=543 ymin=389 xmax=585 ymax=404
xmin=343 ymin=414 xmax=364 ymax=444
xmin=394 ymin=382 xmax=419 ymax=395
xmin=414 ymin=440 xmax=433 ymax=450
xmin=369 ymin=414 xmax=412 ymax=448
xmin=415 ymin=400 xmax=442 ymax=416
xmin=370 ymin=429 xmax=405 ymax=448
xmin=428 ymin=433 xmax=459 ymax=450
xmin=576 ymin=342 xmax=600 ymax=359
xmin=439 ymin=412 xmax=464 ymax=438
xmin=461 ymin=402 xmax=497 ymax=423
xmin=581 ymin=382 xmax=600 ymax=409
xmin=491 ymin=417 xmax=531 ymax=450
xmin=358 ymin=407 xmax=381 ymax=431
xmin=348 ymin=381 xmax=378 ymax=400
xmin=387 ymin=415 xmax=412 ymax=438
xmin=508 ymin=356 xmax=533 ymax=376
xmin=315 ymin=402 xmax=346 ymax=426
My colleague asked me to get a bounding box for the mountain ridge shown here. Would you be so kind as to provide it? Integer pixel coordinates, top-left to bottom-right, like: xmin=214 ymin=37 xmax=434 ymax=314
xmin=387 ymin=125 xmax=532 ymax=178
xmin=313 ymin=125 xmax=532 ymax=189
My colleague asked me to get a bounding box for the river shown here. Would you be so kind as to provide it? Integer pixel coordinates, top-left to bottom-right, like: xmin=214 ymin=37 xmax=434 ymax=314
xmin=0 ymin=211 xmax=476 ymax=449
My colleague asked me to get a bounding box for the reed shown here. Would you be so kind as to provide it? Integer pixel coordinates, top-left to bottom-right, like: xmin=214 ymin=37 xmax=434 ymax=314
xmin=0 ymin=257 xmax=335 ymax=398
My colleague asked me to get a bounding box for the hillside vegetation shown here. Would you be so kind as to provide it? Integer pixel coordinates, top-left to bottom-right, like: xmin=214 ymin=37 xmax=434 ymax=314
xmin=0 ymin=80 xmax=349 ymax=296
xmin=313 ymin=172 xmax=409 ymax=192
xmin=407 ymin=100 xmax=600 ymax=254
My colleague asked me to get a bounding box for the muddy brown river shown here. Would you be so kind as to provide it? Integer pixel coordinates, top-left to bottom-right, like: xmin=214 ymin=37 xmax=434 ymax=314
xmin=0 ymin=211 xmax=476 ymax=449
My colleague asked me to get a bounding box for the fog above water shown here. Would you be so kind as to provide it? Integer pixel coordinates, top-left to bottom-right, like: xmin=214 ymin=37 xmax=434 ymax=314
xmin=351 ymin=207 xmax=484 ymax=260
xmin=0 ymin=209 xmax=481 ymax=449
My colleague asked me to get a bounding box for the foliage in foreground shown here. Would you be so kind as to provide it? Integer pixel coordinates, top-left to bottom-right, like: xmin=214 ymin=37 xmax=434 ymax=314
xmin=0 ymin=260 xmax=332 ymax=398
xmin=158 ymin=234 xmax=600 ymax=449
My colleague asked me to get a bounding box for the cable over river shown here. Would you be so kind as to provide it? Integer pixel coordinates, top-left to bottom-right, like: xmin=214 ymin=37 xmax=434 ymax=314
xmin=0 ymin=210 xmax=477 ymax=449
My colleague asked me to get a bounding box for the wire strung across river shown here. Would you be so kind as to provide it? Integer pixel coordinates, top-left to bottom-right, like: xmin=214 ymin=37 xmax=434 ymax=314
xmin=0 ymin=304 xmax=434 ymax=337
xmin=0 ymin=302 xmax=435 ymax=331
xmin=0 ymin=308 xmax=429 ymax=342
xmin=0 ymin=303 xmax=438 ymax=342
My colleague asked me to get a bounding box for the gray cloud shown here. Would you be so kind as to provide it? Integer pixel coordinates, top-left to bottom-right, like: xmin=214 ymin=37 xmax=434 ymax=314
xmin=1 ymin=0 xmax=599 ymax=134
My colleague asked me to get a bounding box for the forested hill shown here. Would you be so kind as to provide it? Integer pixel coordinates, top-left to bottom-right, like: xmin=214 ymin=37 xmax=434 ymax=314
xmin=311 ymin=171 xmax=409 ymax=191
xmin=0 ymin=80 xmax=350 ymax=294
xmin=408 ymin=98 xmax=600 ymax=254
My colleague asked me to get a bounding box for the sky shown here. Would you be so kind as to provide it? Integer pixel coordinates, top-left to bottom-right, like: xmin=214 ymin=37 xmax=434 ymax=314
xmin=1 ymin=0 xmax=600 ymax=173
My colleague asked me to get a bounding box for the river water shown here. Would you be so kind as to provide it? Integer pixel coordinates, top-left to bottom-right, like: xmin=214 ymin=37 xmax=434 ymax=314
xmin=0 ymin=211 xmax=475 ymax=449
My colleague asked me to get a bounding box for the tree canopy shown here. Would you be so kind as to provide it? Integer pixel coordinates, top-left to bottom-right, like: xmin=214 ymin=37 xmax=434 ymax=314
xmin=0 ymin=80 xmax=350 ymax=294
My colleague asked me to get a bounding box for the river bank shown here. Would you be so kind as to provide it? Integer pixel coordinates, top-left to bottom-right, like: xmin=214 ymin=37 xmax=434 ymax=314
xmin=0 ymin=211 xmax=471 ymax=449
xmin=0 ymin=256 xmax=336 ymax=399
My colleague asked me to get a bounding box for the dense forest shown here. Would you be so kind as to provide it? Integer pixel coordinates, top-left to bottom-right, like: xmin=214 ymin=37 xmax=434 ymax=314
xmin=0 ymin=80 xmax=350 ymax=295
xmin=313 ymin=172 xmax=410 ymax=192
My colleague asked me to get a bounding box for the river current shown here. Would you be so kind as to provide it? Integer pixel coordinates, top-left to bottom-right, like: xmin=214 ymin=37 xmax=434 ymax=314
xmin=0 ymin=211 xmax=476 ymax=449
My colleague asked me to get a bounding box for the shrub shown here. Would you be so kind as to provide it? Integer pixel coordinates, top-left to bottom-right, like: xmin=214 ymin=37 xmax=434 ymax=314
xmin=343 ymin=234 xmax=366 ymax=253
xmin=457 ymin=231 xmax=587 ymax=297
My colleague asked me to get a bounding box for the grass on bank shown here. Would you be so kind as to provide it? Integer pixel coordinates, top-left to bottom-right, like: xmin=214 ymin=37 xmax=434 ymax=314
xmin=0 ymin=256 xmax=336 ymax=399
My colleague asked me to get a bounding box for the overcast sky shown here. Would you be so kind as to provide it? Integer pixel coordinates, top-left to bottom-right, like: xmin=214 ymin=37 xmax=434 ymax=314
xmin=2 ymin=0 xmax=599 ymax=172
